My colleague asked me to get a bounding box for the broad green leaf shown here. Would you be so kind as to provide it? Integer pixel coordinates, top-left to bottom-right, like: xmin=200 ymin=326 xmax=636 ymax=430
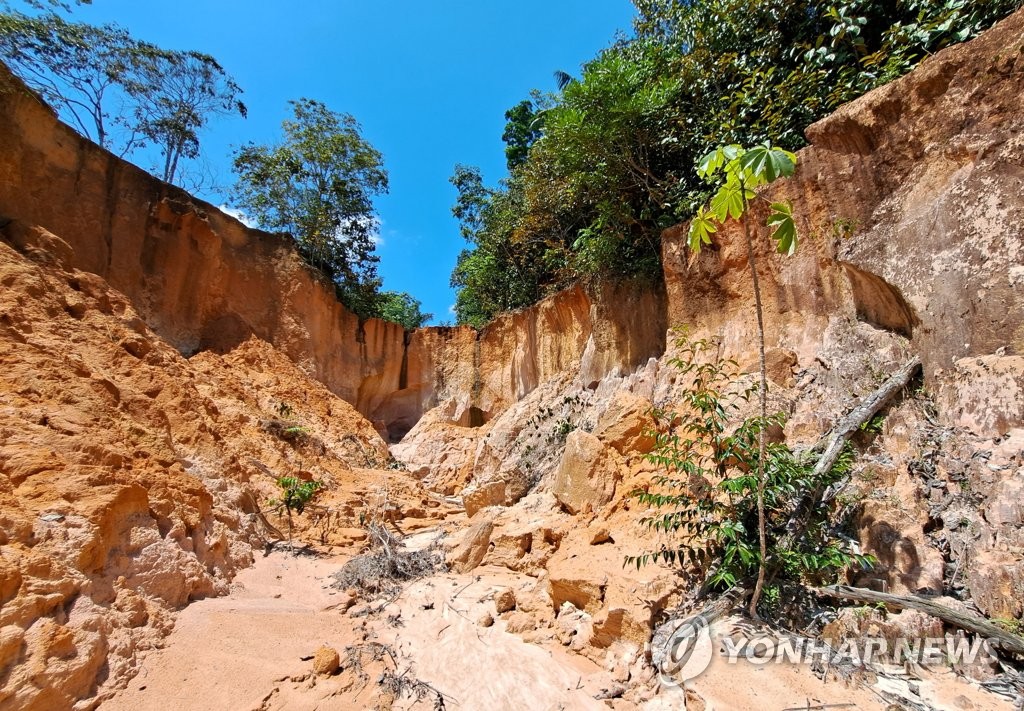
xmin=766 ymin=201 xmax=798 ymax=255
xmin=710 ymin=182 xmax=746 ymax=221
xmin=740 ymin=144 xmax=798 ymax=183
xmin=687 ymin=206 xmax=717 ymax=252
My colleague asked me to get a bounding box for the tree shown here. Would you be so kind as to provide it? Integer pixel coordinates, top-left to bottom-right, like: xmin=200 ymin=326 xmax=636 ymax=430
xmin=376 ymin=291 xmax=432 ymax=330
xmin=0 ymin=12 xmax=137 ymax=150
xmin=687 ymin=142 xmax=798 ymax=616
xmin=231 ymin=98 xmax=388 ymax=318
xmin=0 ymin=10 xmax=245 ymax=184
xmin=501 ymin=89 xmax=554 ymax=171
xmin=131 ymin=48 xmax=246 ymax=185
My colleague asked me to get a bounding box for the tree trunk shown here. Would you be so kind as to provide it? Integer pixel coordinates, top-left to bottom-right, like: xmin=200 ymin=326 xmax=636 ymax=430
xmin=741 ymin=207 xmax=769 ymax=620
xmin=817 ymin=585 xmax=1024 ymax=654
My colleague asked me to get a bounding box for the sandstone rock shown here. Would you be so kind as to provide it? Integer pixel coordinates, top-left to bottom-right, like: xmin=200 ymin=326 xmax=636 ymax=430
xmin=494 ymin=588 xmax=517 ymax=614
xmin=765 ymin=348 xmax=798 ymax=387
xmin=592 ymin=390 xmax=656 ymax=455
xmin=445 ymin=514 xmax=495 ymax=573
xmin=504 ymin=611 xmax=538 ymax=634
xmin=484 ymin=528 xmax=533 ymax=569
xmin=476 ymin=611 xmax=495 ymax=628
xmin=938 ymin=356 xmax=1024 ymax=437
xmin=312 ymin=645 xmax=340 ymax=675
xmin=551 ymin=431 xmax=619 ymax=515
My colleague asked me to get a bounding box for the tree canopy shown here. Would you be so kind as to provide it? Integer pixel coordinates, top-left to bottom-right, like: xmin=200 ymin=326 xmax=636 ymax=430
xmin=448 ymin=0 xmax=1021 ymax=327
xmin=231 ymin=98 xmax=389 ymax=319
xmin=0 ymin=9 xmax=245 ymax=185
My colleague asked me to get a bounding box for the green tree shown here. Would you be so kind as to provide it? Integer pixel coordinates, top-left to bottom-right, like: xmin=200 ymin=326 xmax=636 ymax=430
xmin=376 ymin=291 xmax=432 ymax=330
xmin=231 ymin=98 xmax=388 ymax=318
xmin=687 ymin=142 xmax=798 ymax=616
xmin=501 ymin=89 xmax=554 ymax=170
xmin=131 ymin=49 xmax=246 ymax=185
xmin=448 ymin=0 xmax=1020 ymax=325
xmin=0 ymin=10 xmax=245 ymax=184
xmin=448 ymin=164 xmax=552 ymax=327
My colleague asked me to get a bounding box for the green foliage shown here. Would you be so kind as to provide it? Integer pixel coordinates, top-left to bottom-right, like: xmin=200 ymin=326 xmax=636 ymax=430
xmin=376 ymin=290 xmax=432 ymax=330
xmin=501 ymin=90 xmax=554 ymax=170
xmin=688 ymin=143 xmax=798 ymax=255
xmin=626 ymin=334 xmax=873 ymax=589
xmin=231 ymin=98 xmax=388 ymax=318
xmin=449 ymin=0 xmax=1019 ymax=326
xmin=0 ymin=10 xmax=244 ymax=185
xmin=274 ymin=476 xmax=322 ymax=515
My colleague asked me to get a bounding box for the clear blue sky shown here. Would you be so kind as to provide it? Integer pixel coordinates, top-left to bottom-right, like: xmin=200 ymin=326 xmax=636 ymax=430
xmin=72 ymin=1 xmax=637 ymax=324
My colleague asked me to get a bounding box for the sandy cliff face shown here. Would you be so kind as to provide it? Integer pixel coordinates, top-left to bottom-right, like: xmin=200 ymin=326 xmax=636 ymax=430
xmin=0 ymin=72 xmax=667 ymax=444
xmin=1 ymin=9 xmax=1023 ymax=711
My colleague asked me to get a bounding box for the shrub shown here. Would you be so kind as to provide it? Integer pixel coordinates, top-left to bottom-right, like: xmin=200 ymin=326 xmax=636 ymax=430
xmin=627 ymin=334 xmax=873 ymax=596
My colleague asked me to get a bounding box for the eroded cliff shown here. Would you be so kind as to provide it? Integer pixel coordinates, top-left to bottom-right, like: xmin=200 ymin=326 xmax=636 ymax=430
xmin=0 ymin=8 xmax=1022 ymax=711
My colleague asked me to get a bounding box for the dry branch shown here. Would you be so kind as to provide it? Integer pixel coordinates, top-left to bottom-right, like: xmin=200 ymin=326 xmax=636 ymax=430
xmin=813 ymin=355 xmax=922 ymax=483
xmin=817 ymin=585 xmax=1024 ymax=654
xmin=775 ymin=355 xmax=922 ymax=560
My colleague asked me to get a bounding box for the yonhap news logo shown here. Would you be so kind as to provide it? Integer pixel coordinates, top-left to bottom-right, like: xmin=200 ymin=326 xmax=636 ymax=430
xmin=651 ymin=613 xmax=999 ymax=687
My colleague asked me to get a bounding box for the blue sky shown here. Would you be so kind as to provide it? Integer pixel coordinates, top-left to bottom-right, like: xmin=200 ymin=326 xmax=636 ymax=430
xmin=71 ymin=1 xmax=637 ymax=324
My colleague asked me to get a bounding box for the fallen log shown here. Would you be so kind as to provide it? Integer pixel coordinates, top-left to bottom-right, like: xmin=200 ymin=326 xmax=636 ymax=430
xmin=775 ymin=355 xmax=922 ymax=561
xmin=812 ymin=355 xmax=922 ymax=484
xmin=817 ymin=584 xmax=1024 ymax=655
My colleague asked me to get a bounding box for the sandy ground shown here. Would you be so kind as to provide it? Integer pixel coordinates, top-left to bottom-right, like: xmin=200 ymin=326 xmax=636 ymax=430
xmin=99 ymin=549 xmax=621 ymax=711
xmin=100 ymin=548 xmax=1016 ymax=711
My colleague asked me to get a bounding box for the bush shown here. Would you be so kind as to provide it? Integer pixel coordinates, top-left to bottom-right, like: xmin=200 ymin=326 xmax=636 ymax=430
xmin=627 ymin=334 xmax=873 ymax=592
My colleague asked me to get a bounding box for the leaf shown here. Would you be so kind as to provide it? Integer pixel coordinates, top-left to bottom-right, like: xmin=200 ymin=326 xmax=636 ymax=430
xmin=687 ymin=206 xmax=717 ymax=252
xmin=710 ymin=182 xmax=746 ymax=221
xmin=766 ymin=201 xmax=798 ymax=255
xmin=740 ymin=144 xmax=797 ymax=183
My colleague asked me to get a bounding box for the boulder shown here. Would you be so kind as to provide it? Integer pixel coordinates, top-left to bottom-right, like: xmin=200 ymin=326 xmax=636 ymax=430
xmin=312 ymin=645 xmax=340 ymax=675
xmin=592 ymin=390 xmax=656 ymax=455
xmin=445 ymin=514 xmax=495 ymax=573
xmin=494 ymin=588 xmax=517 ymax=614
xmin=551 ymin=431 xmax=619 ymax=515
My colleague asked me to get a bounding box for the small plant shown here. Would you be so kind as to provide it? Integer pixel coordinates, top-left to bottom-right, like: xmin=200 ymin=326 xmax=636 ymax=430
xmin=277 ymin=401 xmax=295 ymax=418
xmin=266 ymin=475 xmax=323 ymax=543
xmin=274 ymin=476 xmax=322 ymax=514
xmin=858 ymin=414 xmax=886 ymax=436
xmin=549 ymin=417 xmax=576 ymax=444
xmin=627 ymin=333 xmax=873 ymax=601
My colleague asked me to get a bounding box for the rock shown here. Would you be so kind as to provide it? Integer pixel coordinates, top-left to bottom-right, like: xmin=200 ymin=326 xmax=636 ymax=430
xmin=938 ymin=356 xmax=1024 ymax=437
xmin=551 ymin=431 xmax=619 ymax=515
xmin=589 ymin=527 xmax=613 ymax=545
xmin=445 ymin=514 xmax=495 ymax=573
xmin=312 ymin=645 xmax=340 ymax=675
xmin=765 ymin=348 xmax=798 ymax=387
xmin=476 ymin=611 xmax=495 ymax=628
xmin=494 ymin=588 xmax=517 ymax=614
xmin=505 ymin=612 xmax=538 ymax=634
xmin=592 ymin=390 xmax=656 ymax=455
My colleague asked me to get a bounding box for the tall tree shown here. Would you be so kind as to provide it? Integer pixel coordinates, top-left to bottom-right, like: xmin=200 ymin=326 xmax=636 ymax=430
xmin=131 ymin=48 xmax=246 ymax=184
xmin=231 ymin=98 xmax=388 ymax=317
xmin=0 ymin=10 xmax=245 ymax=184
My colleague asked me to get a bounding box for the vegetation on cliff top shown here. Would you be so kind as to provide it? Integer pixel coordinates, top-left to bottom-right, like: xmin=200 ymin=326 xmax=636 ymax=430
xmin=449 ymin=0 xmax=1022 ymax=327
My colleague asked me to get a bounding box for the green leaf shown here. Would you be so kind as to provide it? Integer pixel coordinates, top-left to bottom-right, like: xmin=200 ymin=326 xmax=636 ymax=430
xmin=710 ymin=182 xmax=746 ymax=221
xmin=687 ymin=206 xmax=717 ymax=252
xmin=766 ymin=201 xmax=798 ymax=255
xmin=740 ymin=144 xmax=797 ymax=183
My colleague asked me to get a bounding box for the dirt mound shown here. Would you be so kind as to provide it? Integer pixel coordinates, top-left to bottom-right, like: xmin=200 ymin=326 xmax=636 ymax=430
xmin=0 ymin=226 xmax=443 ymax=710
